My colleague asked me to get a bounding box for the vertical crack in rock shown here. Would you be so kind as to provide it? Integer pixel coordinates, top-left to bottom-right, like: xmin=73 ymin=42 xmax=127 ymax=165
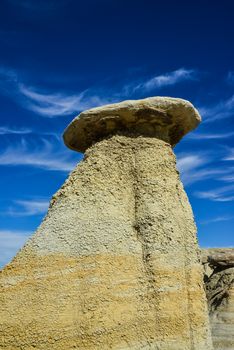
xmin=131 ymin=144 xmax=158 ymax=310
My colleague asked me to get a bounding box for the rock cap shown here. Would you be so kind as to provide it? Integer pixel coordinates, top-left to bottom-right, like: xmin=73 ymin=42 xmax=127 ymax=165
xmin=63 ymin=96 xmax=201 ymax=153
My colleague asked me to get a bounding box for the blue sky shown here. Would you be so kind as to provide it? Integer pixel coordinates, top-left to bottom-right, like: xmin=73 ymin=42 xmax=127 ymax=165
xmin=0 ymin=0 xmax=233 ymax=267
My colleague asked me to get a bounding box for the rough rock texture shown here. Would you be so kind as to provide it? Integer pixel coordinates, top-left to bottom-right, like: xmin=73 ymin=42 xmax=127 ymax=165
xmin=63 ymin=97 xmax=201 ymax=152
xmin=202 ymin=249 xmax=234 ymax=350
xmin=0 ymin=97 xmax=212 ymax=349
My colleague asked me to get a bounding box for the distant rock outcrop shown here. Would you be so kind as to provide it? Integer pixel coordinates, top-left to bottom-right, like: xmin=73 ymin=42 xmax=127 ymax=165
xmin=0 ymin=97 xmax=213 ymax=349
xmin=202 ymin=248 xmax=234 ymax=350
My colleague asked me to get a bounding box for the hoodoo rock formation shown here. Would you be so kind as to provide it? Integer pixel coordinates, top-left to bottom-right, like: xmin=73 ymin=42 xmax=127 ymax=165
xmin=0 ymin=97 xmax=213 ymax=349
xmin=202 ymin=248 xmax=234 ymax=350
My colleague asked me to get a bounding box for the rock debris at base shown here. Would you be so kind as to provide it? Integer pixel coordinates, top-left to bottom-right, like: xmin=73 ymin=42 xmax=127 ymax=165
xmin=202 ymin=248 xmax=234 ymax=350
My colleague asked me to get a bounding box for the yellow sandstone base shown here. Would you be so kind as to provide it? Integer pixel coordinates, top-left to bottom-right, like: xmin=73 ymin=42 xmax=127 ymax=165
xmin=1 ymin=253 xmax=209 ymax=350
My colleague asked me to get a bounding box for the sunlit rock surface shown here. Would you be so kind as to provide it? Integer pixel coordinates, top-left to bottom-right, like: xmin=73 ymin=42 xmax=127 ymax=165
xmin=0 ymin=97 xmax=212 ymax=349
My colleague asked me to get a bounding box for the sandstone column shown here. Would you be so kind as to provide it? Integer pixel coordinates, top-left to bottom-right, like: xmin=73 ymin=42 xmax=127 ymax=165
xmin=0 ymin=97 xmax=213 ymax=349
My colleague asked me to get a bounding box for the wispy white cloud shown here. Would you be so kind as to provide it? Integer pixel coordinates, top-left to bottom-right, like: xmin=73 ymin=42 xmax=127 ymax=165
xmin=200 ymin=215 xmax=234 ymax=225
xmin=194 ymin=184 xmax=234 ymax=202
xmin=0 ymin=230 xmax=31 ymax=268
xmin=0 ymin=66 xmax=199 ymax=117
xmin=176 ymin=152 xmax=233 ymax=186
xmin=187 ymin=131 xmax=234 ymax=140
xmin=124 ymin=68 xmax=198 ymax=95
xmin=227 ymin=71 xmax=234 ymax=84
xmin=223 ymin=147 xmax=234 ymax=161
xmin=0 ymin=66 xmax=18 ymax=83
xmin=176 ymin=153 xmax=213 ymax=185
xmin=0 ymin=137 xmax=78 ymax=171
xmin=0 ymin=126 xmax=32 ymax=135
xmin=0 ymin=66 xmax=111 ymax=117
xmin=219 ymin=174 xmax=234 ymax=182
xmin=18 ymin=84 xmax=109 ymax=117
xmin=183 ymin=168 xmax=231 ymax=186
xmin=177 ymin=154 xmax=207 ymax=173
xmin=199 ymin=94 xmax=234 ymax=123
xmin=6 ymin=199 xmax=49 ymax=217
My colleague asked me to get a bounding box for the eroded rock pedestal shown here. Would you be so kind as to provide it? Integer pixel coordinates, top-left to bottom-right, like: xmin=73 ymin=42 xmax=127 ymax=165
xmin=202 ymin=248 xmax=234 ymax=350
xmin=0 ymin=97 xmax=213 ymax=349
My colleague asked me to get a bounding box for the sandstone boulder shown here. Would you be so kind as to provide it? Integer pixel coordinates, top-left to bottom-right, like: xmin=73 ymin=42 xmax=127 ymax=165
xmin=63 ymin=96 xmax=201 ymax=152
